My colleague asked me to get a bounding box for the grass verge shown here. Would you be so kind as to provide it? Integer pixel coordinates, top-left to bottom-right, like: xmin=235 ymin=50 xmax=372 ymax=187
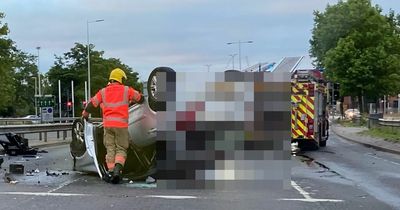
xmin=359 ymin=127 xmax=400 ymax=143
xmin=336 ymin=118 xmax=367 ymax=127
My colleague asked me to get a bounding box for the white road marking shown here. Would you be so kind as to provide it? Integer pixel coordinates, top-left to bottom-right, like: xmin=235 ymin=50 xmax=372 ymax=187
xmin=142 ymin=195 xmax=198 ymax=199
xmin=47 ymin=178 xmax=81 ymax=193
xmin=279 ymin=198 xmax=344 ymax=202
xmin=278 ymin=181 xmax=344 ymax=203
xmin=365 ymin=153 xmax=400 ymax=166
xmin=0 ymin=192 xmax=90 ymax=197
xmin=290 ymin=181 xmax=312 ymax=199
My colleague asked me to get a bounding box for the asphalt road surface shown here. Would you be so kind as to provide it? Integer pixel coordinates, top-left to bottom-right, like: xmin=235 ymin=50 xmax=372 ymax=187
xmin=0 ymin=132 xmax=399 ymax=210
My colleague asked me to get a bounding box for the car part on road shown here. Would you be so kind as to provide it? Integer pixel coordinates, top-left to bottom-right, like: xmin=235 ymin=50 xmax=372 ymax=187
xmin=9 ymin=164 xmax=24 ymax=174
xmin=0 ymin=133 xmax=38 ymax=156
xmin=3 ymin=172 xmax=18 ymax=184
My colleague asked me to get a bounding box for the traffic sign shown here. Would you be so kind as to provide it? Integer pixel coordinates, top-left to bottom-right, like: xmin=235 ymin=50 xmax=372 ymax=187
xmin=37 ymin=95 xmax=55 ymax=107
xmin=41 ymin=107 xmax=54 ymax=122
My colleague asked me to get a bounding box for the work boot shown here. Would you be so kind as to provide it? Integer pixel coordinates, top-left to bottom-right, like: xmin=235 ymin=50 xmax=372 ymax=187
xmin=103 ymin=171 xmax=113 ymax=183
xmin=111 ymin=163 xmax=123 ymax=184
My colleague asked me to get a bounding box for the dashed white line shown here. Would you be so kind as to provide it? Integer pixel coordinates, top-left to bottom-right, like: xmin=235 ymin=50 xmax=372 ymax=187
xmin=47 ymin=178 xmax=81 ymax=193
xmin=365 ymin=153 xmax=400 ymax=166
xmin=278 ymin=181 xmax=344 ymax=203
xmin=279 ymin=198 xmax=344 ymax=202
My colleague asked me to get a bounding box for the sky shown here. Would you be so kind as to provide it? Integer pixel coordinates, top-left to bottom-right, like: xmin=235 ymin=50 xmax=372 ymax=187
xmin=1 ymin=0 xmax=399 ymax=81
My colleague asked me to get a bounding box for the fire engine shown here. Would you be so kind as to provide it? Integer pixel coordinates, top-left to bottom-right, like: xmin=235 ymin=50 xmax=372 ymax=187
xmin=291 ymin=69 xmax=329 ymax=149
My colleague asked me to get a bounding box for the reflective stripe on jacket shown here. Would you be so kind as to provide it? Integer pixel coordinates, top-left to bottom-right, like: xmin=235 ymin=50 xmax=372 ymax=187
xmin=90 ymin=83 xmax=142 ymax=128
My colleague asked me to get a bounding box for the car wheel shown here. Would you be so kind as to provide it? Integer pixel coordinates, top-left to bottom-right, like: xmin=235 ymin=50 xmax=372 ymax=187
xmin=70 ymin=119 xmax=86 ymax=159
xmin=147 ymin=67 xmax=175 ymax=111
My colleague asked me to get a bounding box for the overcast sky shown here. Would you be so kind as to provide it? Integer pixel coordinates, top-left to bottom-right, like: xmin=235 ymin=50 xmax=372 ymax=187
xmin=1 ymin=0 xmax=399 ymax=80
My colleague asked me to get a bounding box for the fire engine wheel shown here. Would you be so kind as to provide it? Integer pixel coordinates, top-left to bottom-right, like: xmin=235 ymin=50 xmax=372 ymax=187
xmin=319 ymin=139 xmax=327 ymax=147
xmin=147 ymin=67 xmax=175 ymax=112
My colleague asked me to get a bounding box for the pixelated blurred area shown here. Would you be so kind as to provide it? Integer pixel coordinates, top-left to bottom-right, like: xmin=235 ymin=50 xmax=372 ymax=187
xmin=155 ymin=71 xmax=292 ymax=189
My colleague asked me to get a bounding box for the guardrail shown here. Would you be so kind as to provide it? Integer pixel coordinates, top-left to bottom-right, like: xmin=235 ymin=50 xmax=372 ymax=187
xmin=368 ymin=117 xmax=400 ymax=131
xmin=0 ymin=117 xmax=79 ymax=125
xmin=0 ymin=123 xmax=73 ymax=142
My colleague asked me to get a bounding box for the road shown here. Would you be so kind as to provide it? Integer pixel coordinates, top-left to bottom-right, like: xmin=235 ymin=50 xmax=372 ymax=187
xmin=0 ymin=132 xmax=399 ymax=210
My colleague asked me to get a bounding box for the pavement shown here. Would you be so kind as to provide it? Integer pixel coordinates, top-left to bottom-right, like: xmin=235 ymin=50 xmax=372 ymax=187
xmin=331 ymin=123 xmax=400 ymax=155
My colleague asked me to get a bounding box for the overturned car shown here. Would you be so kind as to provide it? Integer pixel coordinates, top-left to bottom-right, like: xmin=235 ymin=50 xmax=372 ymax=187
xmin=70 ymin=67 xmax=174 ymax=180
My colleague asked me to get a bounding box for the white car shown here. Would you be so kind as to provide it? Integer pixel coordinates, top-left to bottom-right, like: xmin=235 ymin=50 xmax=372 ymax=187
xmin=344 ymin=109 xmax=361 ymax=119
xmin=70 ymin=67 xmax=173 ymax=180
xmin=23 ymin=115 xmax=40 ymax=124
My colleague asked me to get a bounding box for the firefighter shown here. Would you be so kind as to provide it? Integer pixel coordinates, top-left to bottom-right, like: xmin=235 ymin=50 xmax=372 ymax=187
xmin=82 ymin=68 xmax=144 ymax=184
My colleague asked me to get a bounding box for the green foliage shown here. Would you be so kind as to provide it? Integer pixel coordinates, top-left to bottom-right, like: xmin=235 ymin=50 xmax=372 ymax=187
xmin=46 ymin=43 xmax=142 ymax=117
xmin=360 ymin=127 xmax=400 ymax=143
xmin=0 ymin=12 xmax=15 ymax=115
xmin=310 ymin=0 xmax=400 ymax=110
xmin=0 ymin=12 xmax=38 ymax=116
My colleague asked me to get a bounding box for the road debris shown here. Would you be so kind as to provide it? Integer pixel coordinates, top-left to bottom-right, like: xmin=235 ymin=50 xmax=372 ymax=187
xmin=146 ymin=176 xmax=156 ymax=184
xmin=9 ymin=164 xmax=24 ymax=174
xmin=0 ymin=133 xmax=37 ymax=156
xmin=46 ymin=169 xmax=70 ymax=177
xmin=3 ymin=172 xmax=18 ymax=184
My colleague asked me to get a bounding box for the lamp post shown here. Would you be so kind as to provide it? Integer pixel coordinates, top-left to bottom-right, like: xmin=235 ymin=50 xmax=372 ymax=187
xmin=32 ymin=77 xmax=38 ymax=116
xmin=87 ymin=19 xmax=104 ymax=101
xmin=36 ymin=46 xmax=41 ymax=96
xmin=229 ymin=54 xmax=237 ymax=70
xmin=227 ymin=40 xmax=253 ymax=71
xmin=205 ymin=64 xmax=212 ymax=72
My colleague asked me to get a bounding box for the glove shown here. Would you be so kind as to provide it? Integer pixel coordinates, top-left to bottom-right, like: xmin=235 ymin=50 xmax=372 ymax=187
xmin=81 ymin=110 xmax=89 ymax=121
xmin=137 ymin=94 xmax=145 ymax=104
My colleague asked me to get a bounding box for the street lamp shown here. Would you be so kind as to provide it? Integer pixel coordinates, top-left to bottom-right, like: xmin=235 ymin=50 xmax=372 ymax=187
xmin=36 ymin=46 xmax=41 ymax=96
xmin=32 ymin=77 xmax=37 ymax=116
xmin=229 ymin=54 xmax=237 ymax=70
xmin=87 ymin=19 xmax=104 ymax=101
xmin=227 ymin=40 xmax=253 ymax=71
xmin=205 ymin=64 xmax=212 ymax=72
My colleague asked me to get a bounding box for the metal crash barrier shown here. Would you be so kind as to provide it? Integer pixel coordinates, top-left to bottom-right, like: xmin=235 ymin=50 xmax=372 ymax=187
xmin=0 ymin=123 xmax=73 ymax=142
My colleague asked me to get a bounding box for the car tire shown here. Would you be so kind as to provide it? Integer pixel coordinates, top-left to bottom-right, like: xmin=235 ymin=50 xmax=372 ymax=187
xmin=147 ymin=67 xmax=175 ymax=111
xmin=70 ymin=119 xmax=86 ymax=159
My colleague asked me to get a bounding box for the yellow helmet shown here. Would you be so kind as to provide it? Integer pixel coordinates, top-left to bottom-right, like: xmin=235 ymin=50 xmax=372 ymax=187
xmin=109 ymin=68 xmax=127 ymax=83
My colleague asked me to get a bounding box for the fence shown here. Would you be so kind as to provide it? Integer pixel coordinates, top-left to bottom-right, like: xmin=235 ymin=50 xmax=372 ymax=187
xmin=0 ymin=117 xmax=79 ymax=125
xmin=368 ymin=115 xmax=400 ymax=132
xmin=0 ymin=123 xmax=73 ymax=142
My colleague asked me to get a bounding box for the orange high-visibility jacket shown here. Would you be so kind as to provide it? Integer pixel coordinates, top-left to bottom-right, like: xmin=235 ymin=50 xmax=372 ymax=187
xmin=90 ymin=83 xmax=141 ymax=128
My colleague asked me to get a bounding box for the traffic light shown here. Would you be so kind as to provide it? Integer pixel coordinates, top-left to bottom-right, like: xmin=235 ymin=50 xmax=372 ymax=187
xmin=333 ymin=83 xmax=340 ymax=101
xmin=67 ymin=101 xmax=72 ymax=111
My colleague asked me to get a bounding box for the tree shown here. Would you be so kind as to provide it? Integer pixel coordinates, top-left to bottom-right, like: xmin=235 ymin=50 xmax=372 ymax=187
xmin=47 ymin=43 xmax=142 ymax=117
xmin=12 ymin=51 xmax=39 ymax=116
xmin=0 ymin=12 xmax=39 ymax=116
xmin=310 ymin=0 xmax=400 ymax=112
xmin=0 ymin=12 xmax=16 ymax=115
